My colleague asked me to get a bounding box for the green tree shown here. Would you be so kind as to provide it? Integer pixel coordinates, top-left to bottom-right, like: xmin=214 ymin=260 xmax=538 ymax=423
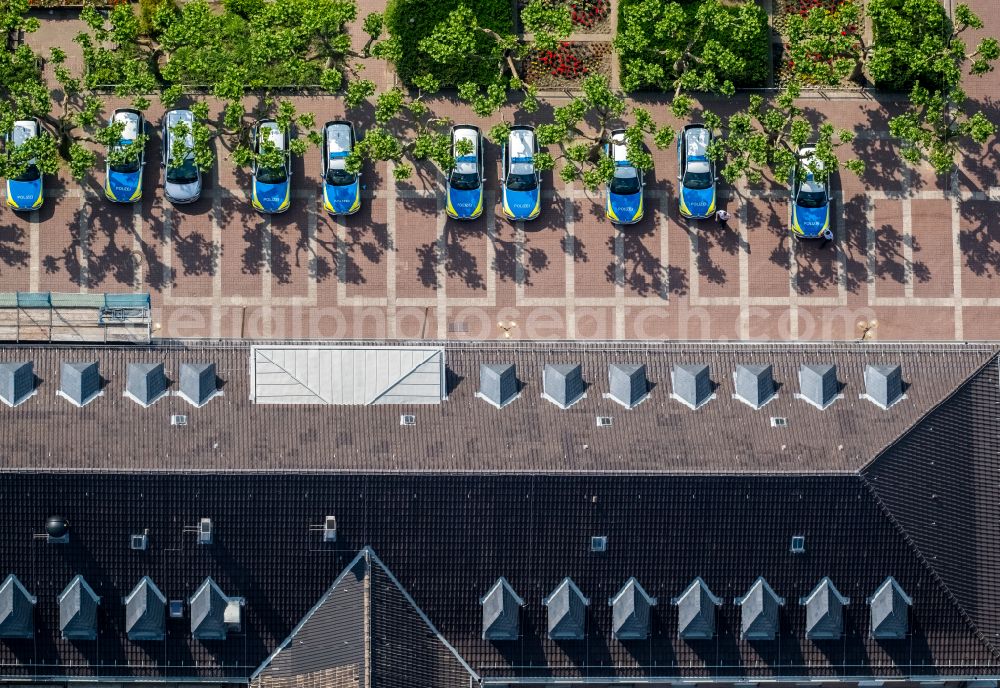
xmin=533 ymin=74 xmax=675 ymax=191
xmin=375 ymin=0 xmax=569 ymax=116
xmin=614 ymin=0 xmax=769 ymax=116
xmin=231 ymin=100 xmax=321 ymax=170
xmin=166 ymin=102 xmax=215 ymax=172
xmin=713 ymin=82 xmax=864 ymax=187
xmin=869 ymin=1 xmax=998 ymax=174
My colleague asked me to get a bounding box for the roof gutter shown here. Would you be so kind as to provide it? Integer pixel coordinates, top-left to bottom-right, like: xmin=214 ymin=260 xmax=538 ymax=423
xmin=0 ymin=676 xmax=248 ymax=684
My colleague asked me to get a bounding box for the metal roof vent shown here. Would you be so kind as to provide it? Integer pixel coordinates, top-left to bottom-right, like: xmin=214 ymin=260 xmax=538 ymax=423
xmin=542 ymin=364 xmax=586 ymax=409
xmin=673 ymin=577 xmax=722 ymax=640
xmin=671 ymin=364 xmax=713 ymax=409
xmin=734 ymin=577 xmax=785 ymax=640
xmin=477 ymin=363 xmax=519 ymax=408
xmin=126 ymin=363 xmax=168 ymax=407
xmin=125 ymin=576 xmax=166 ymax=641
xmin=609 ymin=578 xmax=657 ymax=640
xmin=867 ymin=576 xmax=911 ymax=639
xmin=59 ymin=575 xmax=100 ymax=640
xmin=0 ymin=361 xmax=34 ymax=407
xmin=323 ymin=516 xmax=337 ymax=542
xmin=0 ymin=574 xmax=36 ymax=639
xmin=542 ymin=578 xmax=589 ymax=640
xmin=169 ymin=600 xmax=184 ymax=618
xmin=481 ymin=577 xmax=524 ymax=641
xmin=197 ymin=518 xmax=212 ymax=545
xmin=606 ymin=363 xmax=648 ymax=409
xmin=130 ymin=532 xmax=148 ymax=551
xmin=58 ymin=361 xmax=101 ymax=407
xmin=798 ymin=364 xmax=840 ymax=409
xmin=801 ymin=577 xmax=850 ymax=640
xmin=734 ymin=364 xmax=777 ymax=409
xmin=45 ymin=516 xmax=69 ymax=544
xmin=590 ymin=535 xmax=608 ymax=552
xmin=790 ymin=535 xmax=805 ymax=553
xmin=863 ymin=364 xmax=905 ymax=409
xmin=178 ymin=362 xmax=220 ymax=407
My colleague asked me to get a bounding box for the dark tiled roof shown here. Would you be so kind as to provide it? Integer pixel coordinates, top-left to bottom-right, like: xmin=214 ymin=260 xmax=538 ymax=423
xmin=862 ymin=356 xmax=1000 ymax=649
xmin=0 ymin=471 xmax=998 ymax=681
xmin=0 ymin=342 xmax=993 ymax=472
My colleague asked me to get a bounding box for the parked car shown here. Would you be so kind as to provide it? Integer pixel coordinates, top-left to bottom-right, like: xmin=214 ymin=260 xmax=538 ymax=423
xmin=251 ymin=119 xmax=292 ymax=214
xmin=501 ymin=125 xmax=541 ymax=221
xmin=105 ymin=108 xmax=145 ymax=203
xmin=790 ymin=146 xmax=832 ymax=240
xmin=603 ymin=129 xmax=644 ymax=224
xmin=677 ymin=123 xmax=716 ymax=219
xmin=446 ymin=125 xmax=485 ymax=220
xmin=161 ymin=109 xmax=202 ymax=205
xmin=5 ymin=119 xmax=43 ymax=211
xmin=322 ymin=120 xmax=360 ymax=216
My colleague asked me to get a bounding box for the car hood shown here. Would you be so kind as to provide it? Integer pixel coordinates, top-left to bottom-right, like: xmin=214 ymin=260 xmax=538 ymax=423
xmin=254 ymin=179 xmax=290 ymax=212
xmin=503 ymin=187 xmax=539 ymax=219
xmin=107 ymin=169 xmax=141 ymax=202
xmin=793 ymin=203 xmax=829 ymax=237
xmin=324 ymin=180 xmax=360 ymax=214
xmin=6 ymin=178 xmax=42 ymax=209
xmin=447 ymin=185 xmax=483 ymax=218
xmin=607 ymin=189 xmax=642 ymax=223
xmin=680 ymin=185 xmax=715 ymax=218
xmin=165 ymin=179 xmax=201 ymax=203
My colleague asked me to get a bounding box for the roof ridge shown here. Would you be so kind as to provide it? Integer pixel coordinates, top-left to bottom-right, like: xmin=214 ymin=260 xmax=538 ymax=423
xmin=858 ymin=354 xmax=1000 ymax=660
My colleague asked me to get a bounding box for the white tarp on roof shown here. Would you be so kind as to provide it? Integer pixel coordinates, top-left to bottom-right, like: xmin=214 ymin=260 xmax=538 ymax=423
xmin=251 ymin=345 xmax=446 ymax=405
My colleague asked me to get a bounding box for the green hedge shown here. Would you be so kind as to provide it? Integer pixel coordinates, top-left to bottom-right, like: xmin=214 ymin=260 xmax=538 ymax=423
xmin=615 ymin=0 xmax=770 ymax=92
xmin=869 ymin=0 xmax=950 ymax=91
xmin=384 ymin=0 xmax=514 ymax=86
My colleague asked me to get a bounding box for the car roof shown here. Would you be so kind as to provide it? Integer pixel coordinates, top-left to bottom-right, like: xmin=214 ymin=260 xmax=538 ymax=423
xmin=165 ymin=110 xmax=195 ymax=152
xmin=325 ymin=122 xmax=352 ymax=171
xmin=798 ymin=147 xmax=826 ymax=193
xmin=259 ymin=121 xmax=285 ymax=151
xmin=608 ymin=131 xmax=637 ymax=180
xmin=113 ymin=110 xmax=141 ymax=142
xmin=11 ymin=120 xmax=37 ymax=147
xmin=508 ymin=128 xmax=535 ymax=175
xmin=453 ymin=126 xmax=479 ymax=175
xmin=685 ymin=126 xmax=711 ymax=175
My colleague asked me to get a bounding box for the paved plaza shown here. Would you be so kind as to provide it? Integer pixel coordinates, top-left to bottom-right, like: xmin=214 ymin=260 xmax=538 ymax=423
xmin=0 ymin=2 xmax=997 ymax=341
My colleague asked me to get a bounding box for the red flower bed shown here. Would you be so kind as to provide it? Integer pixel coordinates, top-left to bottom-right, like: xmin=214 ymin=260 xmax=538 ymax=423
xmin=569 ymin=0 xmax=609 ymax=30
xmin=525 ymin=42 xmax=612 ymax=87
xmin=783 ymin=0 xmax=850 ymax=16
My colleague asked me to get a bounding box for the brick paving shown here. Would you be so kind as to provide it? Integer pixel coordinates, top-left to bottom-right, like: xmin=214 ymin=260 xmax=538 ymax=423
xmin=0 ymin=3 xmax=996 ymax=341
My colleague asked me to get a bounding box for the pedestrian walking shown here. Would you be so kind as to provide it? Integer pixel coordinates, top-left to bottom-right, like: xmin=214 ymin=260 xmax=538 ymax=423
xmin=715 ymin=209 xmax=731 ymax=225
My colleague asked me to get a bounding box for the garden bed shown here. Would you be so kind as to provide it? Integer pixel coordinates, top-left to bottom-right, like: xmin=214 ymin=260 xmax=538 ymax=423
xmin=518 ymin=0 xmax=611 ymax=34
xmin=772 ymin=0 xmax=865 ymax=88
xmin=523 ymin=41 xmax=612 ymax=88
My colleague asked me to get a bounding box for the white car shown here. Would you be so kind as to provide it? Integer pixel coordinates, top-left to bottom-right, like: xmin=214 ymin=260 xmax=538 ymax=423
xmin=162 ymin=109 xmax=202 ymax=204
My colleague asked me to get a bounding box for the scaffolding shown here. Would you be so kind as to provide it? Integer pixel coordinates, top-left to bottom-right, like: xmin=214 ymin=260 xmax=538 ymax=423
xmin=0 ymin=292 xmax=151 ymax=343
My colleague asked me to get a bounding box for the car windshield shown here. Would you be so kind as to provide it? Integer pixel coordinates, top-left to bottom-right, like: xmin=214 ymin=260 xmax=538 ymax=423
xmin=683 ymin=170 xmax=713 ymax=190
xmin=450 ymin=171 xmax=480 ymax=191
xmin=13 ymin=164 xmax=39 ymax=183
xmin=166 ymin=157 xmax=198 ymax=185
xmin=610 ymin=174 xmax=640 ymax=195
xmin=326 ymin=168 xmax=356 ymax=187
xmin=110 ymin=147 xmax=141 ymax=174
xmin=797 ymin=189 xmax=827 ymax=208
xmin=257 ymin=165 xmax=286 ymax=185
xmin=506 ymin=172 xmax=536 ymax=192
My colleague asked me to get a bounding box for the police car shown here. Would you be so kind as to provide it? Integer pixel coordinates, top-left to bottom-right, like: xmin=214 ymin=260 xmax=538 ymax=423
xmin=603 ymin=129 xmax=644 ymax=224
xmin=251 ymin=119 xmax=292 ymax=214
xmin=161 ymin=109 xmax=202 ymax=205
xmin=5 ymin=119 xmax=44 ymax=211
xmin=677 ymin=124 xmax=716 ymax=219
xmin=790 ymin=146 xmax=832 ymax=240
xmin=105 ymin=109 xmax=145 ymax=204
xmin=501 ymin=125 xmax=541 ymax=221
xmin=446 ymin=125 xmax=485 ymax=220
xmin=322 ymin=120 xmax=361 ymax=216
